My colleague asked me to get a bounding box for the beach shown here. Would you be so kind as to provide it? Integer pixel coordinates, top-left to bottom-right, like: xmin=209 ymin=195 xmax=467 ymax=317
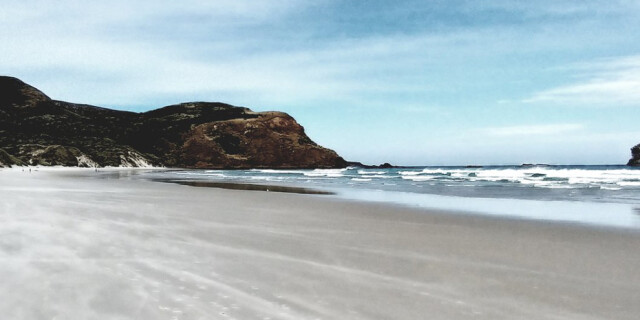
xmin=1 ymin=169 xmax=639 ymax=320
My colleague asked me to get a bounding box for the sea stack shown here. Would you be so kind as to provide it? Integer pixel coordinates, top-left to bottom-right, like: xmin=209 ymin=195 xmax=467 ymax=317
xmin=0 ymin=76 xmax=346 ymax=168
xmin=628 ymin=143 xmax=640 ymax=166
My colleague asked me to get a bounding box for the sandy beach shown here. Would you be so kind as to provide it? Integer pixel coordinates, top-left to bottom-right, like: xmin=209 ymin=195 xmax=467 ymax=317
xmin=1 ymin=169 xmax=639 ymax=320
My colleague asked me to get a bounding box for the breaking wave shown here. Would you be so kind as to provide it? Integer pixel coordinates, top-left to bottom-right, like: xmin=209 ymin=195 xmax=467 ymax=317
xmin=169 ymin=165 xmax=640 ymax=204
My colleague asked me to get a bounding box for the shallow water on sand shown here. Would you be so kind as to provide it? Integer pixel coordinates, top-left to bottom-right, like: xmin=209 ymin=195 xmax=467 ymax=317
xmin=147 ymin=165 xmax=640 ymax=229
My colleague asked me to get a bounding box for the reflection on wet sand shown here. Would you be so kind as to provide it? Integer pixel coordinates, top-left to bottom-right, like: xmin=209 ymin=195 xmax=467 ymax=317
xmin=161 ymin=179 xmax=335 ymax=195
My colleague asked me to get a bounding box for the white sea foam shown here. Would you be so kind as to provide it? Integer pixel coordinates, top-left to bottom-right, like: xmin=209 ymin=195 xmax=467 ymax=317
xmin=401 ymin=176 xmax=435 ymax=181
xmin=360 ymin=174 xmax=394 ymax=179
xmin=303 ymin=168 xmax=347 ymax=177
xmin=357 ymin=170 xmax=386 ymax=175
xmin=171 ymin=167 xmax=640 ymax=197
xmin=204 ymin=173 xmax=227 ymax=177
xmin=177 ymin=171 xmax=227 ymax=178
xmin=617 ymin=181 xmax=640 ymax=187
xmin=545 ymin=184 xmax=578 ymax=189
xmin=392 ymin=167 xmax=640 ymax=189
xmin=398 ymin=171 xmax=422 ymax=176
xmin=251 ymin=169 xmax=307 ymax=175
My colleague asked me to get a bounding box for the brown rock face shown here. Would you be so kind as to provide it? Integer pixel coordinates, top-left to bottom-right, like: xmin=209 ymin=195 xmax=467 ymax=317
xmin=181 ymin=112 xmax=345 ymax=168
xmin=0 ymin=76 xmax=346 ymax=168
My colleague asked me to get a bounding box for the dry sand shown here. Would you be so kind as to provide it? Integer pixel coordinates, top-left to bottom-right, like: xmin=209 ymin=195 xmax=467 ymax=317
xmin=1 ymin=168 xmax=639 ymax=320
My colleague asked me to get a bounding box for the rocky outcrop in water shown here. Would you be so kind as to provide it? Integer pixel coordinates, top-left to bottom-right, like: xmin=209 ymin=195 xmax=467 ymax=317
xmin=628 ymin=144 xmax=640 ymax=166
xmin=0 ymin=76 xmax=346 ymax=168
xmin=346 ymin=161 xmax=397 ymax=169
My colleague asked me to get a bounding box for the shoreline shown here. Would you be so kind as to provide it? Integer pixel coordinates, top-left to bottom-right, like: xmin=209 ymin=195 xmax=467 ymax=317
xmin=8 ymin=166 xmax=640 ymax=230
xmin=6 ymin=166 xmax=640 ymax=230
xmin=1 ymin=168 xmax=640 ymax=319
xmin=143 ymin=168 xmax=640 ymax=230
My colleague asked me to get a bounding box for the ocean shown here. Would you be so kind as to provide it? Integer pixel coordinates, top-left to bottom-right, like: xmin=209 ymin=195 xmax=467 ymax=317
xmin=148 ymin=165 xmax=640 ymax=229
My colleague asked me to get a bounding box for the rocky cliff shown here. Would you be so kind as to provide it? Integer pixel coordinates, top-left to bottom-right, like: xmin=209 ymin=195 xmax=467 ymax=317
xmin=0 ymin=76 xmax=346 ymax=168
xmin=628 ymin=143 xmax=640 ymax=166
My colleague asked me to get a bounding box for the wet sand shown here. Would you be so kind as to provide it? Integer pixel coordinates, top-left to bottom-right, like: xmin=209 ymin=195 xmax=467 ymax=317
xmin=1 ymin=168 xmax=639 ymax=319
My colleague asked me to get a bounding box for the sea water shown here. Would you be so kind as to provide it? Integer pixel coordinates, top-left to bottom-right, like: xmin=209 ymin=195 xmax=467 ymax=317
xmin=154 ymin=165 xmax=640 ymax=229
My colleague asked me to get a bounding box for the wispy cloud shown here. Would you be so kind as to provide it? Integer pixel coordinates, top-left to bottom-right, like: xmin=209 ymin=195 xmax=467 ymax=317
xmin=3 ymin=0 xmax=639 ymax=111
xmin=524 ymin=55 xmax=640 ymax=106
xmin=480 ymin=124 xmax=584 ymax=137
xmin=469 ymin=0 xmax=640 ymax=17
xmin=0 ymin=0 xmax=307 ymax=24
xmin=0 ymin=18 xmax=504 ymax=107
xmin=2 ymin=0 xmax=639 ymax=164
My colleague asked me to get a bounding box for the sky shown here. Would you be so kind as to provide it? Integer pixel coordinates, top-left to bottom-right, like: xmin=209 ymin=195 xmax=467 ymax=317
xmin=2 ymin=0 xmax=640 ymax=165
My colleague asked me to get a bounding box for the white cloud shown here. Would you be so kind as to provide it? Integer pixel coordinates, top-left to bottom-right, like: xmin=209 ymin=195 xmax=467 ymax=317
xmin=480 ymin=123 xmax=584 ymax=137
xmin=524 ymin=55 xmax=640 ymax=106
xmin=0 ymin=22 xmax=474 ymax=107
xmin=2 ymin=0 xmax=638 ymax=165
xmin=0 ymin=0 xmax=307 ymax=24
xmin=468 ymin=0 xmax=640 ymax=17
xmin=1 ymin=0 xmax=638 ymax=111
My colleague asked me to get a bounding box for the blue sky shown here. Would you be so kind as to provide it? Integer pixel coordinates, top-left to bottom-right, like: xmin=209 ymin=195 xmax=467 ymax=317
xmin=2 ymin=0 xmax=640 ymax=165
